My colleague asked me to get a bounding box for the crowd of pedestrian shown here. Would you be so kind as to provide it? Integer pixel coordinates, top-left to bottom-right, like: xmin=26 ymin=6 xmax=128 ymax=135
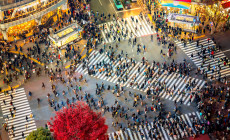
xmin=0 ymin=0 xmax=230 ymax=139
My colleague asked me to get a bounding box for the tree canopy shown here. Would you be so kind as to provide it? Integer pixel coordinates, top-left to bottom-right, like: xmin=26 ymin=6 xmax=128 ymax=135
xmin=204 ymin=3 xmax=228 ymax=30
xmin=26 ymin=127 xmax=53 ymax=140
xmin=48 ymin=101 xmax=108 ymax=140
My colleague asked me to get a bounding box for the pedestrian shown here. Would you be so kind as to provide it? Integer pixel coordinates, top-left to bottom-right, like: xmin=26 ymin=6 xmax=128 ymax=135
xmin=3 ymin=99 xmax=6 ymax=105
xmin=22 ymin=132 xmax=24 ymax=138
xmin=42 ymin=82 xmax=45 ymax=88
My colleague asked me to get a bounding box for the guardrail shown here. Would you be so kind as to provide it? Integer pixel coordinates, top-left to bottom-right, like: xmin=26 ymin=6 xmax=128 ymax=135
xmin=0 ymin=0 xmax=35 ymax=11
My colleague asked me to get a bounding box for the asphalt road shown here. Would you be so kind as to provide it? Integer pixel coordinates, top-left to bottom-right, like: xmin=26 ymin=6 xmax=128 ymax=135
xmin=89 ymin=0 xmax=142 ymax=21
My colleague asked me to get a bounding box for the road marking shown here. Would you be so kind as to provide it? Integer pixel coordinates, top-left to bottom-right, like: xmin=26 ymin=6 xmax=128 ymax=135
xmin=109 ymin=0 xmax=118 ymax=16
xmin=222 ymin=49 xmax=230 ymax=53
xmin=194 ymin=34 xmax=205 ymax=40
xmin=117 ymin=7 xmax=141 ymax=13
xmin=98 ymin=0 xmax=103 ymax=5
xmin=80 ymin=47 xmax=85 ymax=55
xmin=9 ymin=51 xmax=44 ymax=66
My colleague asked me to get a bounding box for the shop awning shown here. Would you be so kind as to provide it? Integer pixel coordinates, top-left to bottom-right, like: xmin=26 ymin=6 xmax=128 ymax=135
xmin=161 ymin=0 xmax=191 ymax=9
xmin=222 ymin=1 xmax=230 ymax=9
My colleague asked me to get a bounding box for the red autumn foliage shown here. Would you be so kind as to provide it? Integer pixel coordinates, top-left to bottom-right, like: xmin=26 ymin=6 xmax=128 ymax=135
xmin=48 ymin=101 xmax=108 ymax=140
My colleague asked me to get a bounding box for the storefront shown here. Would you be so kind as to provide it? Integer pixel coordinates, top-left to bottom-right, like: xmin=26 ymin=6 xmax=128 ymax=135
xmin=167 ymin=13 xmax=200 ymax=32
xmin=48 ymin=23 xmax=83 ymax=47
xmin=8 ymin=20 xmax=36 ymax=39
xmin=0 ymin=0 xmax=68 ymax=41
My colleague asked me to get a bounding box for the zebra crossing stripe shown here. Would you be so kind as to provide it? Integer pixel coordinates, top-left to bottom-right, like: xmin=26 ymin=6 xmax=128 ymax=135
xmin=0 ymin=88 xmax=37 ymax=140
xmin=135 ymin=127 xmax=142 ymax=140
xmin=100 ymin=15 xmax=154 ymax=44
xmin=176 ymin=38 xmax=230 ymax=79
xmin=159 ymin=124 xmax=169 ymax=140
xmin=120 ymin=130 xmax=126 ymax=140
xmin=127 ymin=128 xmax=135 ymax=140
xmin=108 ymin=112 xmax=202 ymax=140
xmin=75 ymin=51 xmax=205 ymax=106
xmin=109 ymin=133 xmax=112 ymax=140
xmin=171 ymin=76 xmax=188 ymax=101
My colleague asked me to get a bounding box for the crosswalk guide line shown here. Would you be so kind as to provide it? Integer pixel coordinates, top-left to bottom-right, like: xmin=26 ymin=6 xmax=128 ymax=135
xmin=159 ymin=124 xmax=169 ymax=140
xmin=171 ymin=76 xmax=188 ymax=101
xmin=138 ymin=15 xmax=153 ymax=35
xmin=177 ymin=77 xmax=195 ymax=102
xmin=182 ymin=78 xmax=198 ymax=101
xmin=134 ymin=16 xmax=147 ymax=36
xmin=138 ymin=125 xmax=146 ymax=139
xmin=105 ymin=22 xmax=113 ymax=42
xmin=109 ymin=60 xmax=126 ymax=83
xmin=154 ymin=123 xmax=164 ymax=140
xmin=132 ymin=129 xmax=138 ymax=140
xmin=123 ymin=63 xmax=141 ymax=87
xmin=144 ymin=69 xmax=160 ymax=92
xmin=174 ymin=77 xmax=191 ymax=101
xmin=143 ymin=125 xmax=149 ymax=139
xmin=163 ymin=75 xmax=178 ymax=99
xmin=141 ymin=16 xmax=152 ymax=35
xmin=184 ymin=79 xmax=202 ymax=105
xmin=163 ymin=122 xmax=173 ymax=140
xmin=196 ymin=111 xmax=201 ymax=120
xmin=120 ymin=130 xmax=126 ymax=140
xmin=75 ymin=50 xmax=97 ymax=72
xmin=127 ymin=17 xmax=140 ymax=37
xmin=93 ymin=55 xmax=110 ymax=78
xmin=141 ymin=16 xmax=153 ymax=35
xmin=133 ymin=66 xmax=147 ymax=88
xmin=165 ymin=74 xmax=182 ymax=99
xmin=117 ymin=20 xmax=130 ymax=40
xmin=188 ymin=81 xmax=206 ymax=106
xmin=0 ymin=88 xmax=37 ymax=140
xmin=135 ymin=127 xmax=142 ymax=140
xmin=114 ymin=60 xmax=131 ymax=84
xmin=109 ymin=133 xmax=113 ymax=140
xmin=124 ymin=129 xmax=129 ymax=140
xmin=174 ymin=77 xmax=190 ymax=102
xmin=185 ymin=114 xmax=196 ymax=134
xmin=101 ymin=29 xmax=108 ymax=43
xmin=159 ymin=72 xmax=175 ymax=97
xmin=170 ymin=118 xmax=180 ymax=139
xmin=177 ymin=116 xmax=185 ymax=137
xmin=115 ymin=131 xmax=121 ymax=140
xmin=147 ymin=123 xmax=153 ymax=139
xmin=127 ymin=128 xmax=134 ymax=140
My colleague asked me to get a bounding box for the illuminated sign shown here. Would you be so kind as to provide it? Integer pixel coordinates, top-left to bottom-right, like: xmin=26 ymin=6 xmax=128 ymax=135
xmin=161 ymin=0 xmax=191 ymax=9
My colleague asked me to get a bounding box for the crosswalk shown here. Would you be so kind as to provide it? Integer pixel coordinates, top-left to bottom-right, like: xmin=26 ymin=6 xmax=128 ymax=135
xmin=175 ymin=38 xmax=230 ymax=79
xmin=99 ymin=15 xmax=154 ymax=43
xmin=0 ymin=88 xmax=37 ymax=140
xmin=75 ymin=50 xmax=206 ymax=106
xmin=108 ymin=111 xmax=202 ymax=140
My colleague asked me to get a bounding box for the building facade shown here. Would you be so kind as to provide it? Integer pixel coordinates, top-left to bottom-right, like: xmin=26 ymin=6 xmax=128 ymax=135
xmin=0 ymin=0 xmax=68 ymax=41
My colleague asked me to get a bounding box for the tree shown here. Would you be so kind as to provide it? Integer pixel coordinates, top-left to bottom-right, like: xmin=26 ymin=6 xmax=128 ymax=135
xmin=48 ymin=101 xmax=108 ymax=140
xmin=204 ymin=3 xmax=228 ymax=32
xmin=27 ymin=127 xmax=53 ymax=140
